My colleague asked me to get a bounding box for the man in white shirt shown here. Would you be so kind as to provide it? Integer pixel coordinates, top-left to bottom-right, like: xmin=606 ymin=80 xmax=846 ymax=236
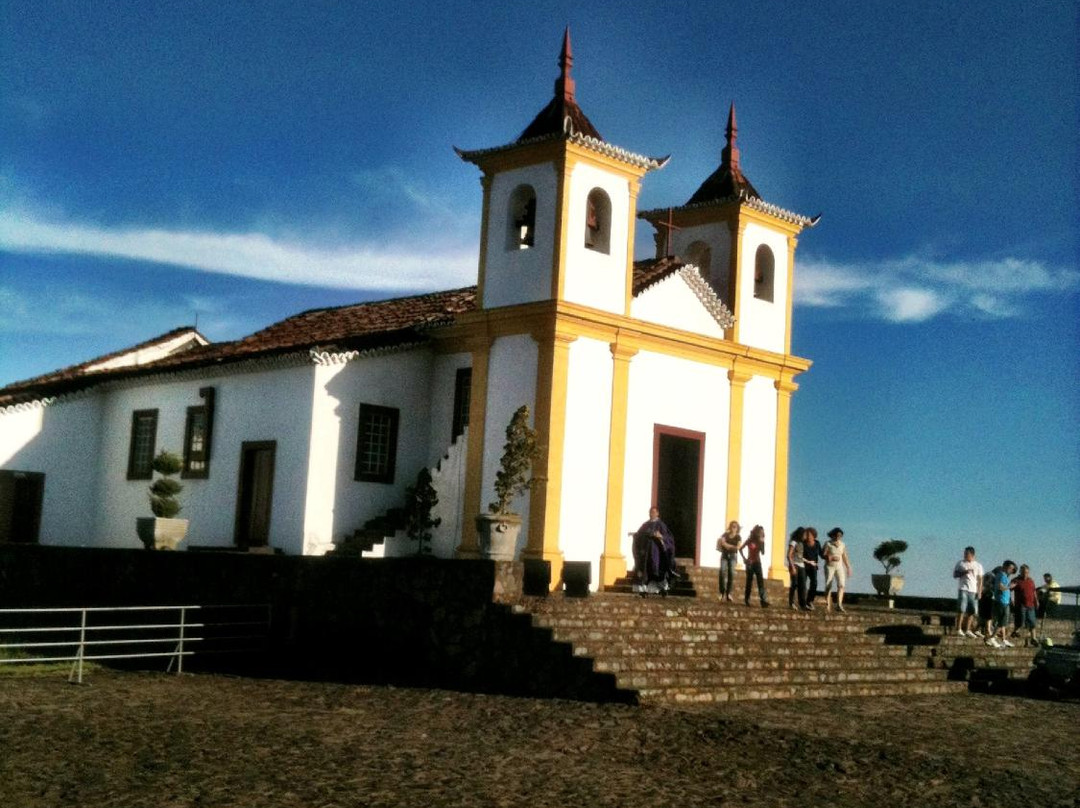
xmin=953 ymin=546 xmax=984 ymax=638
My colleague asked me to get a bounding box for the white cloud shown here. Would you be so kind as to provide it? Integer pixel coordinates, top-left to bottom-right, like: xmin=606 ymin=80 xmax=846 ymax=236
xmin=0 ymin=210 xmax=478 ymax=292
xmin=796 ymin=254 xmax=1078 ymax=322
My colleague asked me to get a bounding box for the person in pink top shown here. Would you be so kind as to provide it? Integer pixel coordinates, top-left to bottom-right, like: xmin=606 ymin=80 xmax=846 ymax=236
xmin=740 ymin=525 xmax=769 ymax=607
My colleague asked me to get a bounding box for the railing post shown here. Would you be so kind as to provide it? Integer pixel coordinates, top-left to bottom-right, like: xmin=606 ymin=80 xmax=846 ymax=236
xmin=68 ymin=609 xmax=87 ymax=685
xmin=176 ymin=607 xmax=187 ymax=674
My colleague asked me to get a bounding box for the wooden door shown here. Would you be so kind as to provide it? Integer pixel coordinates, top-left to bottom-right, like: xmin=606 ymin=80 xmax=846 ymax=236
xmin=235 ymin=442 xmax=276 ymax=548
xmin=0 ymin=471 xmax=45 ymax=543
xmin=652 ymin=427 xmax=705 ymax=562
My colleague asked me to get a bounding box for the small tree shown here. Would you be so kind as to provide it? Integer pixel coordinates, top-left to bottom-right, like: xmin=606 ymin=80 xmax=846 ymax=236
xmin=148 ymin=450 xmax=184 ymax=518
xmin=873 ymin=539 xmax=908 ymax=575
xmin=488 ymin=405 xmax=540 ymax=515
xmin=405 ymin=467 xmax=441 ymax=556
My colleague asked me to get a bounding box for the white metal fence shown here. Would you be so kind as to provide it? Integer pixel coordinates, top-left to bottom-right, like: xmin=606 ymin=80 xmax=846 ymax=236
xmin=0 ymin=604 xmax=271 ymax=683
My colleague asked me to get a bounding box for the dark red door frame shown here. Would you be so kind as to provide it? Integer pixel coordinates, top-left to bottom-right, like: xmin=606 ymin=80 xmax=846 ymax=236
xmin=651 ymin=424 xmax=706 ymax=565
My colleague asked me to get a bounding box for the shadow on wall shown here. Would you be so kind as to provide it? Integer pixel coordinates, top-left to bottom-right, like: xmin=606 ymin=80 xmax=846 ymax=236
xmin=0 ymin=545 xmax=634 ymax=703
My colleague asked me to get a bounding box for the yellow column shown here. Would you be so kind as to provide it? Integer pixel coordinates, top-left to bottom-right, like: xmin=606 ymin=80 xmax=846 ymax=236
xmin=476 ymin=175 xmax=493 ymax=305
xmin=769 ymin=376 xmax=799 ymax=580
xmin=550 ymin=154 xmax=575 ymax=301
xmin=726 ymin=219 xmax=747 ymax=342
xmin=784 ymin=236 xmax=798 ymax=355
xmin=624 ymin=179 xmax=641 ymax=316
xmin=725 ymin=366 xmax=753 ymax=528
xmin=525 ymin=329 xmax=575 ymax=587
xmin=456 ymin=334 xmax=491 ymax=558
xmin=600 ymin=339 xmax=637 ymax=587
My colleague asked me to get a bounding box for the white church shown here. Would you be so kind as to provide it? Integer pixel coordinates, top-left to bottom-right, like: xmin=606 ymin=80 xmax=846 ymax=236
xmin=0 ymin=33 xmax=816 ymax=589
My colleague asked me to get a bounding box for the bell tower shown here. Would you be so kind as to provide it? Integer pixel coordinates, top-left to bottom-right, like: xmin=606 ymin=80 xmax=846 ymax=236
xmin=457 ymin=29 xmax=667 ymax=316
xmin=639 ymin=103 xmax=817 ymax=354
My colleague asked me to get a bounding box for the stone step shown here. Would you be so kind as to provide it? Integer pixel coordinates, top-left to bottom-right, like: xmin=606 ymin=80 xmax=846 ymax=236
xmin=639 ymin=678 xmax=968 ymax=703
xmin=614 ymin=666 xmax=948 ymax=691
xmin=532 ymin=615 xmax=890 ymax=634
xmin=544 ymin=626 xmax=897 ymax=646
xmin=594 ymin=654 xmax=930 ymax=675
xmin=567 ymin=640 xmax=913 ymax=659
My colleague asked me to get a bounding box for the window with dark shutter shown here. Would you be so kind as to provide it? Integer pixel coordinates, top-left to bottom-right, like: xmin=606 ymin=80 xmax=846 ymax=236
xmin=127 ymin=409 xmax=158 ymax=480
xmin=354 ymin=404 xmax=399 ymax=484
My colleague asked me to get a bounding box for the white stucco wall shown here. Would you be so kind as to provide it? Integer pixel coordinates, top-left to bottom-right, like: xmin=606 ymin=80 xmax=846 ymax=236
xmin=482 ymin=163 xmax=559 ymax=309
xmin=324 ymin=349 xmax=435 ymax=550
xmin=0 ymin=396 xmax=105 ymax=545
xmin=738 ymin=376 xmax=778 ymax=548
xmin=621 ymin=352 xmax=732 ymax=567
xmin=671 ymin=222 xmax=732 ymax=303
xmin=481 ymin=334 xmax=538 ymax=554
xmin=737 ymin=222 xmax=790 ymax=353
xmin=561 ymin=162 xmax=631 ymax=314
xmin=558 ymin=338 xmax=613 ymax=579
xmin=630 ymin=273 xmax=726 ymax=338
xmin=427 ymin=352 xmax=472 ymax=466
xmin=88 ymin=364 xmax=318 ymax=553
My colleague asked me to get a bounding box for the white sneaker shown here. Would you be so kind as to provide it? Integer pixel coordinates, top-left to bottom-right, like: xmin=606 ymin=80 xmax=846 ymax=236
xmin=986 ymin=638 xmax=1002 ymax=648
xmin=1002 ymin=639 xmax=1014 ymax=648
xmin=973 ymin=630 xmax=984 ymax=638
xmin=965 ymin=630 xmax=978 ymax=638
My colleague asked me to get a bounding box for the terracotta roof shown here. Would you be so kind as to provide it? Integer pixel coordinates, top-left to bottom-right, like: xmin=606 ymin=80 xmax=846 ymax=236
xmin=0 ymin=288 xmax=478 ymax=407
xmin=517 ymin=28 xmax=602 ymax=142
xmin=686 ymin=102 xmax=760 ymax=205
xmin=632 ymin=256 xmax=686 ymax=295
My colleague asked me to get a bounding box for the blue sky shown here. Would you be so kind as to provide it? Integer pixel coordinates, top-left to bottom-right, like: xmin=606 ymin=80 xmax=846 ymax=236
xmin=1 ymin=1 xmax=1077 ymax=595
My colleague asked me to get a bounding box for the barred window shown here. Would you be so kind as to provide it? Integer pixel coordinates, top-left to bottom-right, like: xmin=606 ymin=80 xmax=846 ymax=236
xmin=354 ymin=404 xmax=399 ymax=484
xmin=127 ymin=409 xmax=158 ymax=480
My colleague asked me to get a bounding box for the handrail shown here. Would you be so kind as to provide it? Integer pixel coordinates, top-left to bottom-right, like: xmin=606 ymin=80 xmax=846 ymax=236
xmin=0 ymin=604 xmax=270 ymax=683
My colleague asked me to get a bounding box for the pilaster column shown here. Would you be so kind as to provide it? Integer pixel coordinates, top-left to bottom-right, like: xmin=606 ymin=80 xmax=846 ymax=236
xmin=524 ymin=329 xmax=576 ymax=587
xmin=476 ymin=175 xmax=493 ymax=306
xmin=456 ymin=334 xmax=492 ymax=558
xmin=726 ymin=219 xmax=747 ymax=342
xmin=725 ymin=365 xmax=754 ymax=529
xmin=784 ymin=236 xmax=798 ymax=355
xmin=769 ymin=375 xmax=799 ymax=580
xmin=600 ymin=339 xmax=638 ymax=587
xmin=624 ymin=179 xmax=641 ymax=315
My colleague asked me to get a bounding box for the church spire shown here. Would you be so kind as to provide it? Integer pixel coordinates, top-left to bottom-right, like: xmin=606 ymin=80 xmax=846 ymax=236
xmin=555 ymin=27 xmax=575 ymax=103
xmin=721 ymin=102 xmax=740 ymax=175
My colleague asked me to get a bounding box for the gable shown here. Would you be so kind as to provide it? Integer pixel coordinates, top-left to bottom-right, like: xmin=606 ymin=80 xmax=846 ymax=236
xmin=630 ymin=265 xmax=733 ymax=337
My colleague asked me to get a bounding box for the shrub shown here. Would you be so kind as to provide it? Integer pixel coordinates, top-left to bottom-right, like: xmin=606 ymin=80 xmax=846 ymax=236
xmin=873 ymin=539 xmax=908 ymax=574
xmin=148 ymin=450 xmax=184 ymax=518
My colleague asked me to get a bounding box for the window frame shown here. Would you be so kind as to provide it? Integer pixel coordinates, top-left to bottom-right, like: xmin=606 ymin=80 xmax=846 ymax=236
xmin=126 ymin=409 xmax=159 ymax=480
xmin=182 ymin=387 xmax=215 ymax=479
xmin=451 ymin=367 xmax=472 ymax=441
xmin=354 ymin=403 xmax=400 ymax=484
xmin=753 ymin=244 xmax=776 ymax=303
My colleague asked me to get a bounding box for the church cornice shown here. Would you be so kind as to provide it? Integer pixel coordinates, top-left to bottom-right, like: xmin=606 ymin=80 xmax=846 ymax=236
xmin=456 ymin=129 xmax=668 ymax=174
xmin=640 ymin=192 xmax=818 ymax=232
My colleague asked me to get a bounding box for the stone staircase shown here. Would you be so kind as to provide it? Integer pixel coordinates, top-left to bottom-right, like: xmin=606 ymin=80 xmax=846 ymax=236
xmin=512 ymin=562 xmax=1060 ymax=703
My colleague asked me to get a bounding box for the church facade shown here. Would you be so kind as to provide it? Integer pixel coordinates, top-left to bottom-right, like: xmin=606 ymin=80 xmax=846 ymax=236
xmin=0 ymin=33 xmax=814 ymax=589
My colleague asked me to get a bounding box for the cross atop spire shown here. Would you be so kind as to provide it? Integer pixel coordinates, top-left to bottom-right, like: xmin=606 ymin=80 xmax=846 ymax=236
xmin=556 ymin=27 xmax=575 ymax=103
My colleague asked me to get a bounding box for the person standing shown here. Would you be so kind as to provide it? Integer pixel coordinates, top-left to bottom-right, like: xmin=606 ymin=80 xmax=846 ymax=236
xmin=787 ymin=527 xmax=809 ymax=611
xmin=1038 ymin=573 xmax=1061 ymax=619
xmin=716 ymin=520 xmax=741 ymax=603
xmin=1009 ymin=565 xmax=1039 ymax=646
xmin=802 ymin=527 xmax=821 ymax=608
xmin=952 ymin=546 xmax=984 ymax=638
xmin=986 ymin=560 xmax=1017 ymax=648
xmin=741 ymin=525 xmax=769 ymax=607
xmin=633 ymin=506 xmax=675 ymax=595
xmin=822 ymin=528 xmax=853 ymax=613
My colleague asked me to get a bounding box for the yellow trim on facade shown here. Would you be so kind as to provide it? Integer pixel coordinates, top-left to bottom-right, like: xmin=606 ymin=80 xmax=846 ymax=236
xmin=600 ymin=339 xmax=637 ymax=586
xmin=551 ymin=155 xmax=576 ymax=300
xmin=770 ymin=375 xmax=799 ymax=580
xmin=725 ymin=365 xmax=753 ymax=529
xmin=476 ymin=175 xmax=493 ymax=306
xmin=624 ymin=180 xmax=641 ymax=316
xmin=456 ymin=333 xmax=492 ymax=557
xmin=642 ymin=200 xmax=804 ymax=238
xmin=785 ymin=236 xmax=798 ymax=356
xmin=525 ymin=328 xmax=575 ymax=588
xmin=728 ymin=220 xmax=747 ymax=342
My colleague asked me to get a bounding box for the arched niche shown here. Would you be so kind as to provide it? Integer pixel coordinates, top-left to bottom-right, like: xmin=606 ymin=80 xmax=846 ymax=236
xmin=584 ymin=188 xmax=611 ymax=254
xmin=754 ymin=244 xmax=775 ymax=302
xmin=507 ymin=184 xmax=537 ymax=250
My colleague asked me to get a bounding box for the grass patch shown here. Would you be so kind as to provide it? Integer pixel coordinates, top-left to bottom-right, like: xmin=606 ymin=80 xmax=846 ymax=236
xmin=0 ymin=647 xmax=99 ymax=678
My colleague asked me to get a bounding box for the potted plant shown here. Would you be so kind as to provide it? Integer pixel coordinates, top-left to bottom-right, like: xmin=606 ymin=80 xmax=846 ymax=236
xmin=136 ymin=450 xmax=189 ymax=550
xmin=476 ymin=405 xmax=539 ymax=561
xmin=871 ymin=539 xmax=908 ymax=600
xmin=405 ymin=467 xmax=441 ymax=556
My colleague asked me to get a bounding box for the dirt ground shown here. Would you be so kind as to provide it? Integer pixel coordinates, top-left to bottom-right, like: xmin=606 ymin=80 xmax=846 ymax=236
xmin=0 ymin=670 xmax=1076 ymax=808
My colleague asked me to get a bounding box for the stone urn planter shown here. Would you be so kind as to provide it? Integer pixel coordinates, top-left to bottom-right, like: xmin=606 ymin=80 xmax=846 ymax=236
xmin=871 ymin=573 xmax=905 ymax=597
xmin=136 ymin=516 xmax=189 ymax=551
xmin=476 ymin=513 xmax=522 ymax=561
xmin=477 ymin=405 xmax=539 ymax=562
xmin=137 ymin=450 xmax=188 ymax=550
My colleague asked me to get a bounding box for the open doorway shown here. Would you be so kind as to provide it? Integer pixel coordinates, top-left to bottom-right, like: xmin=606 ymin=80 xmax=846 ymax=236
xmin=234 ymin=441 xmax=276 ymax=548
xmin=652 ymin=427 xmax=704 ymax=563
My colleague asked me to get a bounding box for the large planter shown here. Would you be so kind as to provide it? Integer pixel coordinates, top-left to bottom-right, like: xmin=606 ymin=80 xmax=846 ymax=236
xmin=136 ymin=517 xmax=189 ymax=551
xmin=475 ymin=513 xmax=522 ymax=561
xmin=871 ymin=573 xmax=905 ymax=597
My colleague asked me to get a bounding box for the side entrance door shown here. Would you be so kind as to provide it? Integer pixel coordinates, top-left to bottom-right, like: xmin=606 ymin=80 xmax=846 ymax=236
xmin=0 ymin=470 xmax=45 ymax=544
xmin=234 ymin=441 xmax=276 ymax=548
xmin=652 ymin=427 xmax=705 ymax=563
